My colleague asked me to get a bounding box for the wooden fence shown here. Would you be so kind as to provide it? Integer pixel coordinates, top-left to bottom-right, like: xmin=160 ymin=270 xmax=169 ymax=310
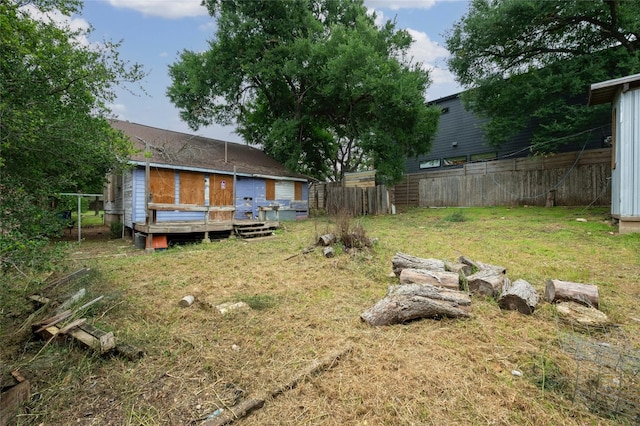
xmin=394 ymin=148 xmax=612 ymax=207
xmin=309 ymin=183 xmax=391 ymax=216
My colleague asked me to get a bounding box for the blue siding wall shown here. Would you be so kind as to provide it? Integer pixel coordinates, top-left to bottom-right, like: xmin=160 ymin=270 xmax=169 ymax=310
xmin=135 ymin=167 xmax=308 ymax=222
xmin=234 ymin=177 xmax=257 ymax=219
xmin=132 ymin=169 xmax=146 ymax=223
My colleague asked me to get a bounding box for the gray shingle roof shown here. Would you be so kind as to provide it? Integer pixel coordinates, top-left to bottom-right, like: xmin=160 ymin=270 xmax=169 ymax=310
xmin=110 ymin=119 xmax=306 ymax=180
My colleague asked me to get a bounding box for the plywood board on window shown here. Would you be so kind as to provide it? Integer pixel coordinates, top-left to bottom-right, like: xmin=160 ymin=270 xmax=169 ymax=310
xmin=210 ymin=173 xmax=234 ymax=221
xmin=266 ymin=179 xmax=276 ymax=201
xmin=179 ymin=171 xmax=205 ymax=205
xmin=295 ymin=182 xmax=303 ymax=201
xmin=149 ymin=168 xmax=175 ymax=204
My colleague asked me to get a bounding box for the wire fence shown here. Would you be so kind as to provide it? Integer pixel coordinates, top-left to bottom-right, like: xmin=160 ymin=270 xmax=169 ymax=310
xmin=558 ymin=325 xmax=640 ymax=423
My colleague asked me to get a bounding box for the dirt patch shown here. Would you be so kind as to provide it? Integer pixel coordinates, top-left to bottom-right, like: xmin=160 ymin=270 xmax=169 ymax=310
xmin=56 ymin=225 xmax=111 ymax=242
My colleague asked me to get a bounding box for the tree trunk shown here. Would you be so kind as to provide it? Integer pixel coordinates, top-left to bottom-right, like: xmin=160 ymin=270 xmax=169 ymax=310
xmin=466 ymin=269 xmax=508 ymax=298
xmin=544 ymin=279 xmax=599 ymax=308
xmin=392 ymin=252 xmax=445 ymax=276
xmin=399 ymin=268 xmax=460 ymax=290
xmin=361 ymin=283 xmax=471 ymax=326
xmin=498 ymin=279 xmax=539 ymax=314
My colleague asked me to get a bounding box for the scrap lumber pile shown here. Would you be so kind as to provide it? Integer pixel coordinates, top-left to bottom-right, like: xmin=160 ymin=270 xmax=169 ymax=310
xmin=29 ymin=268 xmax=144 ymax=359
xmin=361 ymin=252 xmax=609 ymax=326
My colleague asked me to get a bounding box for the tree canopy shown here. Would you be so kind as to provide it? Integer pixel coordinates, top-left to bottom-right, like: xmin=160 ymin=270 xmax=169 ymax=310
xmin=0 ymin=0 xmax=144 ymax=271
xmin=445 ymin=0 xmax=640 ymax=151
xmin=167 ymin=0 xmax=439 ymax=184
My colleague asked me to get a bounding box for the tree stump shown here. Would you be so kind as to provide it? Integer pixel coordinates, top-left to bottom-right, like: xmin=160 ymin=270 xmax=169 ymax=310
xmin=466 ymin=269 xmax=508 ymax=298
xmin=360 ymin=283 xmax=471 ymax=326
xmin=545 ymin=279 xmax=599 ymax=308
xmin=392 ymin=252 xmax=445 ymax=276
xmin=399 ymin=268 xmax=460 ymax=290
xmin=498 ymin=279 xmax=539 ymax=314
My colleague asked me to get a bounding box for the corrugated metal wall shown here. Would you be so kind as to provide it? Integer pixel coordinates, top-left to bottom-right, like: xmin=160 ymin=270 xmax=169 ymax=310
xmin=614 ymin=89 xmax=640 ymax=217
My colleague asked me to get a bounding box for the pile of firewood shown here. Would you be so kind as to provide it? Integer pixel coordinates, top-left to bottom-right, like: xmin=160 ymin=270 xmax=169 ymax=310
xmin=361 ymin=252 xmax=608 ymax=326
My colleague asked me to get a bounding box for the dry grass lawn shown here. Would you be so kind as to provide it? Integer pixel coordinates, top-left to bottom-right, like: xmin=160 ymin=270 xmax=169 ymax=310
xmin=2 ymin=206 xmax=639 ymax=425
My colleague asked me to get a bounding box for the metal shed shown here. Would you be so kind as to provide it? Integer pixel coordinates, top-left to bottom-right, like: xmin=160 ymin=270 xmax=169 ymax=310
xmin=589 ymin=73 xmax=640 ymax=233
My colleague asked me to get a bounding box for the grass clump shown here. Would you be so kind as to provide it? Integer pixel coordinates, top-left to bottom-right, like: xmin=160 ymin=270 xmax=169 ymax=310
xmin=444 ymin=209 xmax=468 ymax=222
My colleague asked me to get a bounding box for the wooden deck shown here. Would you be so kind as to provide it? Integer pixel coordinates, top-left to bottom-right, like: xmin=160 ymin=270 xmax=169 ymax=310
xmin=133 ymin=219 xmax=279 ymax=234
xmin=132 ymin=203 xmax=280 ymax=250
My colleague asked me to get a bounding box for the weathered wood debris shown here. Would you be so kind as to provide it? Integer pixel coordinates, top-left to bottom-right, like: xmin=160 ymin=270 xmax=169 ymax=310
xmin=29 ymin=268 xmax=144 ymax=360
xmin=363 ymin=252 xmax=609 ymax=326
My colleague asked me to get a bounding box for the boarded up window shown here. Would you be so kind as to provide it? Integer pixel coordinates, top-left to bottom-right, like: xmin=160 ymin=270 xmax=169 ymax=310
xmin=265 ymin=179 xmax=276 ymax=201
xmin=275 ymin=181 xmax=295 ymax=200
xmin=209 ymin=173 xmax=234 ymax=220
xmin=149 ymin=168 xmax=175 ymax=204
xmin=295 ymin=182 xmax=303 ymax=200
xmin=179 ymin=171 xmax=205 ymax=205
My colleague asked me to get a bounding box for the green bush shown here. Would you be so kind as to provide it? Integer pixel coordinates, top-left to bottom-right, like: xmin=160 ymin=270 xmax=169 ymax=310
xmin=110 ymin=221 xmax=124 ymax=239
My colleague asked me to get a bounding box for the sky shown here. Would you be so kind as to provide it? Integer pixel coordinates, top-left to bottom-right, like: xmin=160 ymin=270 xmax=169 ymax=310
xmin=72 ymin=0 xmax=470 ymax=143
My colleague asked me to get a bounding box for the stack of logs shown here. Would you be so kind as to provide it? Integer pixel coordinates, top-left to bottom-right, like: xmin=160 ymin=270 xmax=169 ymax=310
xmin=361 ymin=252 xmax=607 ymax=327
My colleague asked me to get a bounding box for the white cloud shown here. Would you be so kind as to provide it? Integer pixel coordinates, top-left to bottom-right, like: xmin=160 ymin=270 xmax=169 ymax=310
xmin=365 ymin=0 xmax=438 ymax=11
xmin=108 ymin=103 xmax=128 ymax=117
xmin=405 ymin=28 xmax=449 ymax=65
xmin=107 ymin=0 xmax=208 ymax=19
xmin=22 ymin=4 xmax=92 ymax=46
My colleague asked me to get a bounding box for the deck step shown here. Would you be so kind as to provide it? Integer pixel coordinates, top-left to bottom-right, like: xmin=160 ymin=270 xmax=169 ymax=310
xmin=234 ymin=222 xmax=278 ymax=239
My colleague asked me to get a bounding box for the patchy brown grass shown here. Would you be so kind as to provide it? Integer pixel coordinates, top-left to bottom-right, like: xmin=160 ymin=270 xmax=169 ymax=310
xmin=2 ymin=206 xmax=640 ymax=425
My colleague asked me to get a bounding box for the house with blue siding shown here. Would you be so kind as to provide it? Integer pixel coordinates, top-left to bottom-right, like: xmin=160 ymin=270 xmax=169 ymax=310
xmin=104 ymin=120 xmax=309 ymax=249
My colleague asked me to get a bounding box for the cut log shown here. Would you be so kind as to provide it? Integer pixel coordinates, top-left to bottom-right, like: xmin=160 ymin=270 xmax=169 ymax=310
xmin=361 ymin=283 xmax=472 ymax=326
xmin=458 ymin=256 xmax=506 ymax=274
xmin=317 ymin=233 xmax=335 ymax=247
xmin=322 ymin=246 xmax=335 ymax=258
xmin=498 ymin=279 xmax=539 ymax=314
xmin=444 ymin=261 xmax=473 ymax=276
xmin=179 ymin=295 xmax=195 ymax=307
xmin=555 ymin=301 xmax=610 ymax=327
xmin=545 ymin=279 xmax=599 ymax=308
xmin=467 ymin=269 xmax=508 ymax=298
xmin=392 ymin=252 xmax=445 ymax=276
xmin=399 ymin=268 xmax=460 ymax=290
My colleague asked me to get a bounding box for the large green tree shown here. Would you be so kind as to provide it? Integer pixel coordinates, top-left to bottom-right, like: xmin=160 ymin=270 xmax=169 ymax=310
xmin=0 ymin=0 xmax=144 ymax=271
xmin=167 ymin=0 xmax=439 ymax=184
xmin=446 ymin=0 xmax=640 ymax=151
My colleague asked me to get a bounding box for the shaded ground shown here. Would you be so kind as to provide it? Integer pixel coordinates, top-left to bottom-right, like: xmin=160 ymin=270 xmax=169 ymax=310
xmin=57 ymin=225 xmax=111 ymax=242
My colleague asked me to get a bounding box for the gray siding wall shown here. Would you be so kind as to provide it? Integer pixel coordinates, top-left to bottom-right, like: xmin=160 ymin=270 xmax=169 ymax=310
xmin=405 ymin=94 xmax=610 ymax=175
